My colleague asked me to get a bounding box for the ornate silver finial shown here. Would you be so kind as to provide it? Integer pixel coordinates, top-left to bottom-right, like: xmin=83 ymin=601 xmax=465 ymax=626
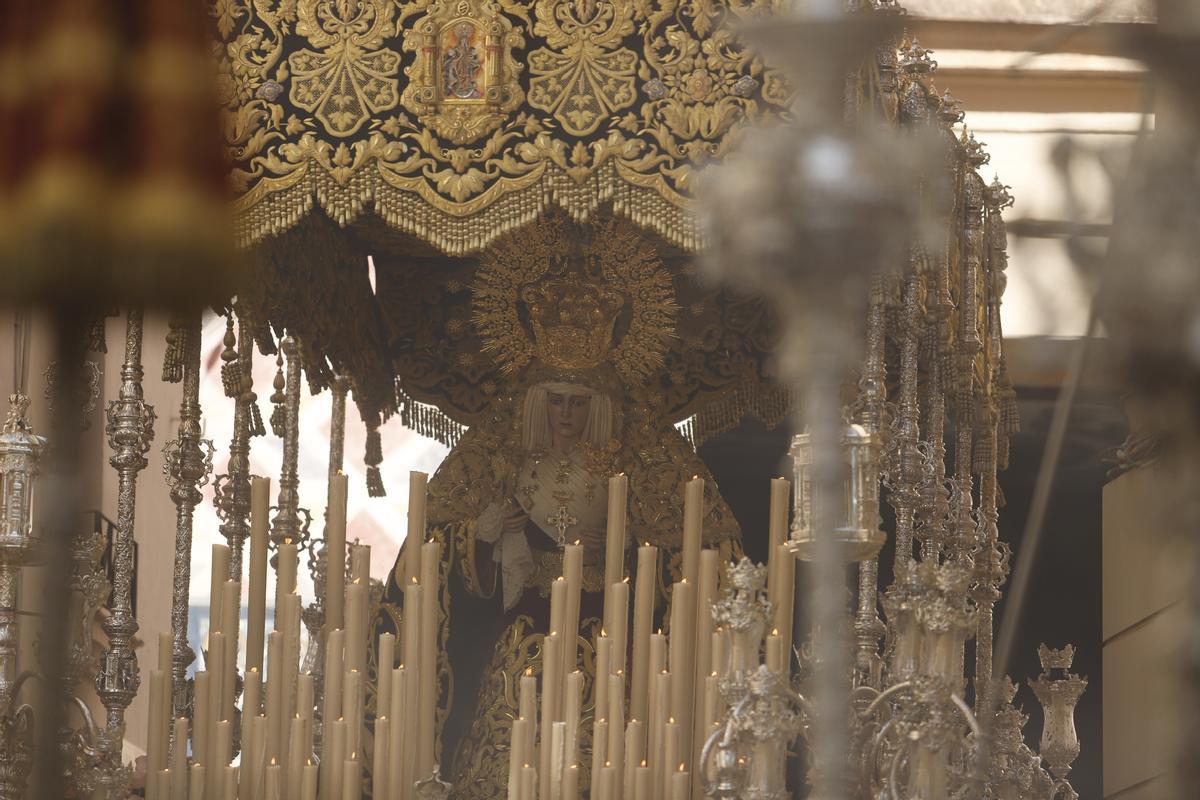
xmin=96 ymin=308 xmax=155 ymax=796
xmin=162 ymin=314 xmax=214 ymax=720
xmin=899 ymin=38 xmax=937 ymax=75
xmin=269 ymin=336 xmax=312 ymax=550
xmin=986 ymin=175 xmax=1016 ymax=211
xmin=414 ymin=767 xmax=453 ymax=800
xmin=1029 ymin=644 xmax=1087 ymax=783
xmin=1037 ymin=644 xmax=1076 ymax=673
xmin=938 ymin=88 xmax=964 ymax=125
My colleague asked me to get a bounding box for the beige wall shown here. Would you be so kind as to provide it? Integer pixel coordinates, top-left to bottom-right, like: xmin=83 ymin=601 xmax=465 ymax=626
xmin=1102 ymin=464 xmax=1184 ymax=797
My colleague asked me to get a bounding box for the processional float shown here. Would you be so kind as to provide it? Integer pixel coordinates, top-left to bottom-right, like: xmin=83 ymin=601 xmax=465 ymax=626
xmin=0 ymin=0 xmax=1134 ymax=797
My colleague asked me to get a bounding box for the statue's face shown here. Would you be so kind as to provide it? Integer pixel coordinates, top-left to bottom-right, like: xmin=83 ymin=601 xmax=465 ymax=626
xmin=547 ymin=392 xmax=592 ymax=443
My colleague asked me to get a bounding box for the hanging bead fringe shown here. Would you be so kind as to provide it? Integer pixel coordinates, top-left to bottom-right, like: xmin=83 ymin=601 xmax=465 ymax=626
xmin=162 ymin=315 xmax=188 ymax=384
xmin=393 ymin=382 xmax=468 ymax=449
xmin=365 ymin=425 xmax=385 ymax=497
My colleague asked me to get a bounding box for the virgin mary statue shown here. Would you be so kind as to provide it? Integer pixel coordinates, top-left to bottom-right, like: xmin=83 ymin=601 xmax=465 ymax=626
xmin=377 ymin=221 xmax=742 ymax=798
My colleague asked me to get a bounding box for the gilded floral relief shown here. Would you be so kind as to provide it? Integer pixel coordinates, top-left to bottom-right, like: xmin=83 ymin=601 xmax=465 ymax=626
xmin=213 ymin=0 xmax=796 ymax=252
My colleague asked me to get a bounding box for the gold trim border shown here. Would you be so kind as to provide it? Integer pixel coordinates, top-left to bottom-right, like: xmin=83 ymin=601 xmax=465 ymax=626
xmin=232 ymin=159 xmax=704 ymax=255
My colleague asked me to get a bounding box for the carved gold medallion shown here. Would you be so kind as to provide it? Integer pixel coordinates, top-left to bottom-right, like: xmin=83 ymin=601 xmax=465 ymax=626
xmin=401 ymin=0 xmax=526 ymax=144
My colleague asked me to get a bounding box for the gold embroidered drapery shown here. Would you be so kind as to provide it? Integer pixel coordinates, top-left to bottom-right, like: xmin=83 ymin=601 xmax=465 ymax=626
xmin=217 ymin=0 xmax=788 ymax=254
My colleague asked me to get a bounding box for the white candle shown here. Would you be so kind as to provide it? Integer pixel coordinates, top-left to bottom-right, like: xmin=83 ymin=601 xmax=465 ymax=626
xmin=405 ymin=471 xmax=428 ymax=586
xmin=345 ymin=581 xmax=367 ymax=674
xmin=249 ymin=715 xmax=268 ymax=800
xmin=302 ymin=761 xmax=318 ymax=800
xmin=274 ymin=544 xmax=298 ymax=622
xmin=602 ymin=764 xmax=619 ymax=800
xmin=634 ymin=763 xmax=651 ymax=800
xmin=604 ymin=474 xmax=629 ymax=606
xmin=692 ymin=550 xmax=718 ymax=782
xmin=768 ymin=477 xmax=790 ymax=566
xmin=146 ymin=670 xmax=165 ymax=794
xmin=402 ymin=582 xmax=421 ymax=684
xmin=772 ymin=545 xmax=795 ymax=666
xmin=594 ymin=634 xmax=611 ymax=722
xmin=221 ymin=580 xmax=241 ymax=725
xmin=189 ymin=764 xmax=206 ymax=800
xmin=520 ymin=764 xmax=537 ymax=800
xmin=667 ymin=582 xmax=694 ymax=765
xmin=377 ymin=633 xmax=395 ymax=716
xmin=325 ymin=474 xmax=348 ymax=634
xmin=563 ymin=542 xmax=583 ymax=684
xmin=417 ymin=540 xmax=441 ymax=780
xmin=265 ymin=632 xmax=283 ymax=764
xmin=343 ymin=669 xmax=363 ymax=759
xmin=607 ymin=673 xmax=625 ymax=791
xmin=209 ymin=544 xmax=230 ymax=635
xmin=321 ymin=629 xmax=345 ymax=751
xmin=681 ymin=478 xmax=703 ymax=584
xmin=519 ymin=668 xmax=537 ymax=751
xmin=607 ymin=580 xmax=629 ymax=679
xmin=285 ymin=715 xmax=305 ymax=798
xmin=539 ymin=633 xmax=561 ymax=800
xmin=508 ymin=716 xmax=530 ymax=800
xmin=210 ymin=721 xmax=231 ymax=800
xmin=388 ymin=667 xmax=406 ymax=799
xmin=265 ymin=761 xmax=281 ymax=800
xmin=402 ymin=663 xmax=420 ymax=796
xmin=662 ymin=722 xmax=681 ymax=800
xmin=324 ymin=719 xmax=346 ymax=800
xmin=193 ymin=672 xmax=210 ymax=766
xmin=563 ymin=763 xmax=580 ymax=800
xmin=372 ymin=716 xmax=390 ymax=800
xmin=349 ymin=541 xmax=371 ymax=583
xmin=171 ymin=718 xmax=188 ymax=800
xmin=766 ymin=630 xmax=784 ymax=672
xmin=296 ymin=672 xmax=315 ymax=743
xmin=590 ymin=719 xmax=608 ymax=798
xmin=649 ymin=671 xmax=670 ymax=800
xmin=238 ymin=716 xmax=259 ymax=800
xmin=631 ymin=544 xmax=657 ymax=725
xmin=247 ymin=477 xmax=271 ymax=672
xmin=564 ymin=670 xmax=584 ymax=769
xmin=341 ymin=757 xmax=362 ymax=800
xmin=624 ymin=719 xmax=645 ymax=799
xmin=671 ymin=768 xmax=690 ymax=800
xmin=156 ymin=633 xmax=172 ymax=744
xmin=550 ymin=721 xmax=566 ymax=800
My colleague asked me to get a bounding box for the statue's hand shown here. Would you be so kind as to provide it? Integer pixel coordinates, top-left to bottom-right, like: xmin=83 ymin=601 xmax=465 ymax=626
xmin=577 ymin=525 xmax=606 ymax=554
xmin=502 ymin=505 xmax=530 ymax=536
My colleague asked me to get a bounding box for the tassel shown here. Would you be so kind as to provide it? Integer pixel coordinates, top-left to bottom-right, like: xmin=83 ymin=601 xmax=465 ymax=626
xmin=365 ymin=424 xmax=385 ymax=497
xmin=269 ymin=352 xmax=286 ymax=437
xmin=1000 ymin=391 xmax=1019 ymax=436
xmin=248 ymin=393 xmax=266 ymax=438
xmin=86 ymin=314 xmax=108 ymax=354
xmin=162 ymin=315 xmax=187 ymax=384
xmin=973 ymin=434 xmax=995 ymax=474
xmin=367 ymin=467 xmax=386 ymax=498
xmin=220 ymin=317 xmax=242 ymax=399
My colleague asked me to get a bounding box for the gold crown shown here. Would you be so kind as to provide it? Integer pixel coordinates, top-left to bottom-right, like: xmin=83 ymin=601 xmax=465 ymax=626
xmin=521 ymin=278 xmax=624 ymax=372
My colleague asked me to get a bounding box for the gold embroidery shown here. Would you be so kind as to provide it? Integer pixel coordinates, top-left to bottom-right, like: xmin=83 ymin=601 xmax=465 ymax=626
xmin=288 ymin=0 xmax=401 ymax=137
xmin=528 ymin=0 xmax=639 ymax=136
xmin=399 ymin=0 xmax=526 ymax=144
xmin=450 ymin=616 xmax=603 ymax=797
xmin=471 ymin=218 xmax=678 ymax=385
xmin=219 ymin=0 xmax=790 ymax=253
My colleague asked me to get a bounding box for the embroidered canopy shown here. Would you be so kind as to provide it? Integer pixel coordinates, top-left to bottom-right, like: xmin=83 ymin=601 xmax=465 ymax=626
xmin=217 ymin=0 xmax=787 ymax=254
